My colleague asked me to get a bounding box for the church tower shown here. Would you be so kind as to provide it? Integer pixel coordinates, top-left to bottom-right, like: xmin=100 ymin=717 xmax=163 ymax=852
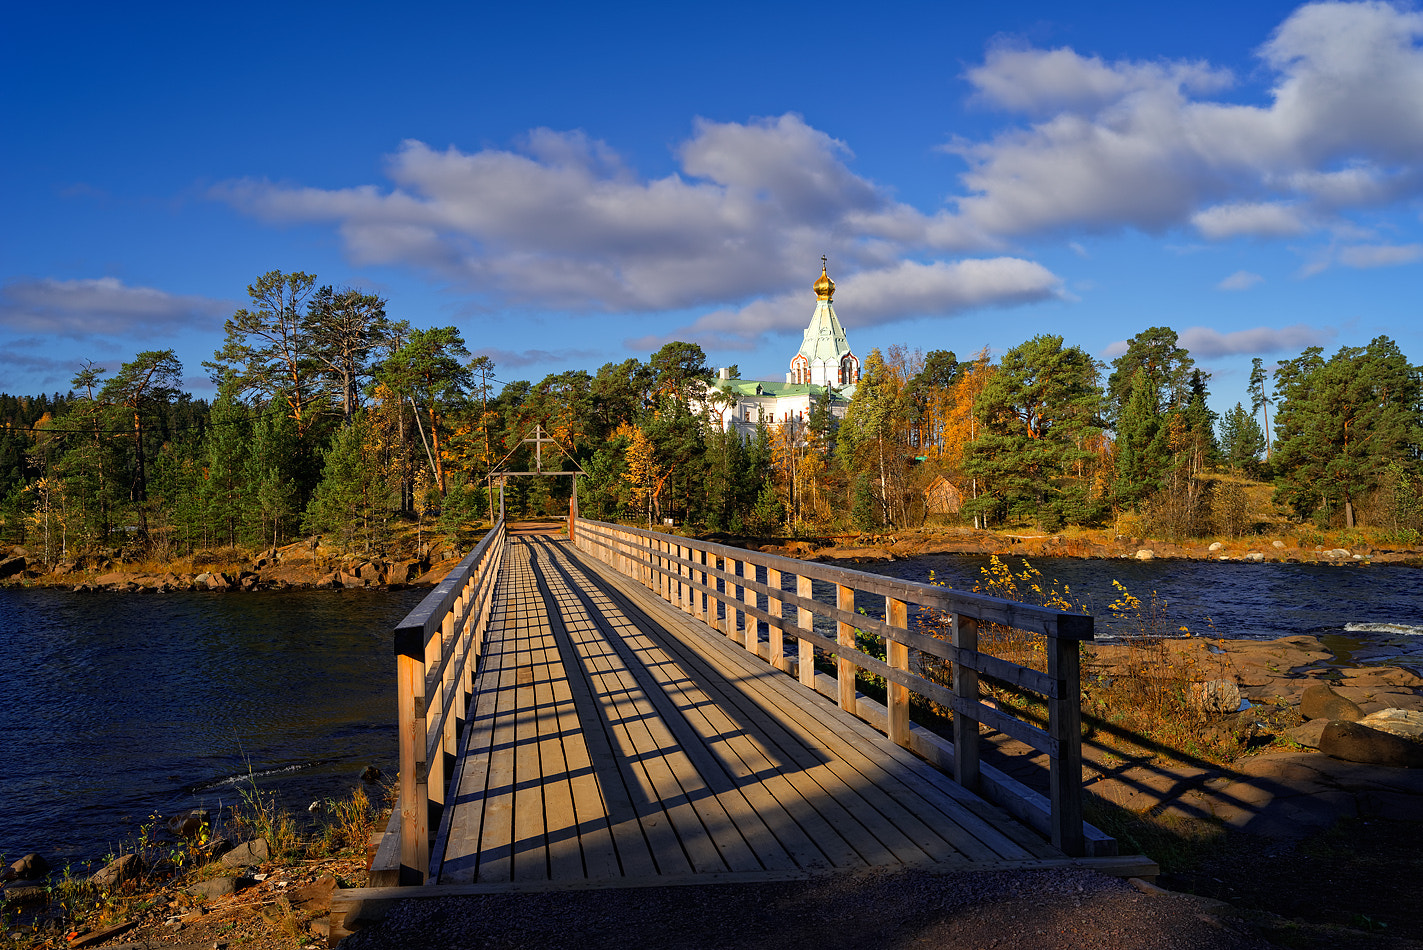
xmin=787 ymin=261 xmax=860 ymax=388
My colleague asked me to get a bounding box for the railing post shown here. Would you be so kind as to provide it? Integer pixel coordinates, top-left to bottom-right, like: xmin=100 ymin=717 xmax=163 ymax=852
xmin=396 ymin=648 xmax=429 ymax=884
xmin=797 ymin=575 xmax=815 ymax=688
xmin=886 ymin=596 xmax=909 ymax=748
xmin=837 ymin=585 xmax=856 ymax=713
xmin=1049 ymin=632 xmax=1085 ymax=856
xmin=742 ymin=560 xmax=758 ymax=656
xmin=767 ymin=567 xmax=783 ymax=670
xmin=695 ymin=548 xmax=707 ymax=623
xmin=951 ymin=614 xmax=980 ymax=792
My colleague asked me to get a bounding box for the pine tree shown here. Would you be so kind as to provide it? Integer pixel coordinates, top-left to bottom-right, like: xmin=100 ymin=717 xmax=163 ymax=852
xmin=1218 ymin=402 xmax=1265 ymax=473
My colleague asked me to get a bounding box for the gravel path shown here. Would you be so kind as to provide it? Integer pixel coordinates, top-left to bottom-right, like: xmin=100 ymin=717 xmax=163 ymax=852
xmin=338 ymin=867 xmax=1270 ymax=950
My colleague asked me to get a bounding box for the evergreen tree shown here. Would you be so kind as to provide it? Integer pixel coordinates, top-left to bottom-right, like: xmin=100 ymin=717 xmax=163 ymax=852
xmin=1218 ymin=402 xmax=1266 ymax=473
xmin=1112 ymin=367 xmax=1168 ymax=509
xmin=1105 ymin=326 xmax=1194 ymax=425
xmin=963 ymin=335 xmax=1104 ymax=530
xmin=1272 ymin=337 xmax=1423 ymax=528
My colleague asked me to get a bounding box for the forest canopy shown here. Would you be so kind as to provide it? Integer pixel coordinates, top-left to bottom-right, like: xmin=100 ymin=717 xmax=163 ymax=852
xmin=3 ymin=273 xmax=1422 ymax=564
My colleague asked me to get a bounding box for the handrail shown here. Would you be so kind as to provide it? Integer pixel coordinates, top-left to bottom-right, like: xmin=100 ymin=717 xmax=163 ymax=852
xmin=375 ymin=517 xmax=507 ymax=885
xmin=572 ymin=517 xmax=1099 ymax=857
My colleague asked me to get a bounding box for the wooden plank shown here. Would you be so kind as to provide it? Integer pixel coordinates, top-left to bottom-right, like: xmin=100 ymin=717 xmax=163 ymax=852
xmin=473 ymin=554 xmax=527 ymax=883
xmin=549 ymin=547 xmax=832 ymax=874
xmin=539 ymin=543 xmax=770 ymax=875
xmin=527 ymin=564 xmax=582 ymax=881
xmin=581 ymin=554 xmax=1043 ymax=864
xmin=581 ymin=556 xmax=951 ymax=868
xmin=526 ymin=549 xmax=661 ymax=880
xmin=952 ymin=614 xmax=981 ymax=793
xmin=1049 ymin=634 xmax=1085 ymax=857
xmin=529 ymin=550 xmax=697 ymax=877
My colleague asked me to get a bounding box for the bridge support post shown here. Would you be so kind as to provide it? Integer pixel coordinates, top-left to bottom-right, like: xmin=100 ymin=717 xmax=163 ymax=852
xmin=952 ymin=614 xmax=981 ymax=793
xmin=396 ymin=651 xmax=430 ymax=884
xmin=797 ymin=575 xmax=815 ymax=688
xmin=886 ymin=597 xmax=909 ymax=748
xmin=837 ymin=585 xmax=857 ymax=713
xmin=1049 ymin=634 xmax=1086 ymax=856
xmin=767 ymin=567 xmax=783 ymax=671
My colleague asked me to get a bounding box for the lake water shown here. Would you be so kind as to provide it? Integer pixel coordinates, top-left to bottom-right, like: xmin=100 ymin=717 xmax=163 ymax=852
xmin=0 ymin=587 xmax=424 ymax=872
xmin=2 ymin=554 xmax=1420 ymax=872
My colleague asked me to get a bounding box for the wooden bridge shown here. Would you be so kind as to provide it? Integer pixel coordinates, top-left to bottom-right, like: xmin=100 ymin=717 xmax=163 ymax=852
xmin=332 ymin=516 xmax=1153 ymax=938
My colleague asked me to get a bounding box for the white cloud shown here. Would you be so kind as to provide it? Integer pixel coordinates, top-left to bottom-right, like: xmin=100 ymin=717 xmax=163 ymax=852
xmin=0 ymin=277 xmax=230 ymax=337
xmin=1336 ymin=242 xmax=1423 ymax=267
xmin=1217 ymin=270 xmax=1265 ymax=290
xmin=947 ymin=2 xmax=1423 ymax=242
xmin=1178 ymin=323 xmax=1335 ymax=357
xmin=638 ymin=257 xmax=1064 ymax=351
xmin=215 ymin=115 xmax=992 ymax=314
xmin=1193 ymin=203 xmax=1309 ymax=239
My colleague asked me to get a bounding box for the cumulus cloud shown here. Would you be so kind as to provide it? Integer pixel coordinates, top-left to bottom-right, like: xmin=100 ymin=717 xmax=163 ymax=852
xmin=1217 ymin=270 xmax=1265 ymax=290
xmin=1336 ymin=242 xmax=1423 ymax=267
xmin=0 ymin=277 xmax=231 ymax=337
xmin=214 ymin=115 xmax=993 ymax=314
xmin=1193 ymin=203 xmax=1309 ymax=240
xmin=1178 ymin=323 xmax=1335 ymax=357
xmin=949 ymin=2 xmax=1423 ymax=242
xmin=638 ymin=258 xmax=1064 ymax=351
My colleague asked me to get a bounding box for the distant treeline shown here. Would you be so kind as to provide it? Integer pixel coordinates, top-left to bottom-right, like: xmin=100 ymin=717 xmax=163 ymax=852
xmin=3 ymin=271 xmax=1422 ymax=564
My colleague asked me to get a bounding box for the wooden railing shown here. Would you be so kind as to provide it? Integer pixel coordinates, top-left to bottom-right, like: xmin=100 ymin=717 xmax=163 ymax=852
xmin=573 ymin=518 xmax=1110 ymax=857
xmin=371 ymin=518 xmax=507 ymax=885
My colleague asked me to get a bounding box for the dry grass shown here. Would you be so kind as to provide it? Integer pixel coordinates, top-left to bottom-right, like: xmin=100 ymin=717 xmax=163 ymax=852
xmin=924 ymin=557 xmax=1249 ymax=766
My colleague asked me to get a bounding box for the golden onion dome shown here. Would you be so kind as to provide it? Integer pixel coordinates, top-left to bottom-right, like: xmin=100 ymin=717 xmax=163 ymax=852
xmin=813 ymin=261 xmax=835 ymax=300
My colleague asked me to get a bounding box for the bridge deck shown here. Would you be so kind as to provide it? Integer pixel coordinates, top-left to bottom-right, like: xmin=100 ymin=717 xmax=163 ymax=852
xmin=431 ymin=534 xmax=1064 ymax=888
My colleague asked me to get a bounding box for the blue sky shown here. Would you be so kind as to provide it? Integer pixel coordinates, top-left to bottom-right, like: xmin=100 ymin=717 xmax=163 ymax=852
xmin=4 ymin=1 xmax=1421 ymax=417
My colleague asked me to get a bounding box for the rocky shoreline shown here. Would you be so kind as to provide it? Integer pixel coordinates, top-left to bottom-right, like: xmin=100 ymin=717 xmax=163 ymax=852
xmin=757 ymin=528 xmax=1423 ymax=566
xmin=0 ymin=537 xmax=469 ymax=594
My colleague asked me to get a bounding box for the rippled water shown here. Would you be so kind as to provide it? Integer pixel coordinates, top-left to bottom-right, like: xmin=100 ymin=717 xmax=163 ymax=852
xmin=864 ymin=553 xmax=1423 ymax=666
xmin=0 ymin=587 xmax=425 ymax=871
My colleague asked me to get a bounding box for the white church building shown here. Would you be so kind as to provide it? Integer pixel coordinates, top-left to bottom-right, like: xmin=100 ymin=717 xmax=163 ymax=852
xmin=706 ymin=262 xmax=861 ymax=437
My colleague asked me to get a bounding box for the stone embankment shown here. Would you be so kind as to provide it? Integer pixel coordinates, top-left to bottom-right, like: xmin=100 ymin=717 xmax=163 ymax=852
xmin=758 ymin=529 xmax=1423 ymax=566
xmin=0 ymin=538 xmax=466 ymax=593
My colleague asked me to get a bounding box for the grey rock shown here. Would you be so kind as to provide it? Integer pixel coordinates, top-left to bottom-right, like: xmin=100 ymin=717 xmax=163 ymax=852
xmin=1134 ymin=549 xmax=1154 ymax=560
xmin=1283 ymin=718 xmax=1329 ymax=748
xmin=6 ymin=853 xmax=48 ymax=882
xmin=1207 ymin=541 xmax=1223 ymax=552
xmin=1325 ymin=548 xmax=1351 ymax=558
xmin=167 ymin=808 xmax=210 ymax=838
xmin=90 ymin=853 xmax=143 ymax=889
xmin=1272 ymin=540 xmax=1286 ymax=549
xmin=220 ymin=837 xmax=270 ymax=868
xmin=186 ymin=876 xmax=246 ymax=900
xmin=1359 ymin=708 xmax=1423 ymax=740
xmin=1 ymin=883 xmax=48 ymax=906
xmin=1245 ymin=552 xmax=1265 ymax=562
xmin=1319 ymin=719 xmax=1423 ymax=768
xmin=0 ymin=555 xmax=26 ymax=578
xmin=1300 ymin=683 xmax=1364 ymax=722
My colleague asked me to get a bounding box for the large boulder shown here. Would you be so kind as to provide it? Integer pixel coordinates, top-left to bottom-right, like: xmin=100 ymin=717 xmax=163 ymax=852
xmin=3 ymin=852 xmax=48 ymax=882
xmin=1359 ymin=708 xmax=1423 ymax=740
xmin=90 ymin=853 xmax=143 ymax=890
xmin=0 ymin=554 xmax=26 ymax=578
xmin=1319 ymin=719 xmax=1423 ymax=768
xmin=1300 ymin=683 xmax=1363 ymax=722
xmin=166 ymin=808 xmax=209 ymax=838
xmin=220 ymin=837 xmax=270 ymax=868
xmin=186 ymin=875 xmax=251 ymax=900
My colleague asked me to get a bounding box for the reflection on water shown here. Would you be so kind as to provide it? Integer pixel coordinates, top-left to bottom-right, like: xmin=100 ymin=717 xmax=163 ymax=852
xmin=0 ymin=587 xmax=424 ymax=869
